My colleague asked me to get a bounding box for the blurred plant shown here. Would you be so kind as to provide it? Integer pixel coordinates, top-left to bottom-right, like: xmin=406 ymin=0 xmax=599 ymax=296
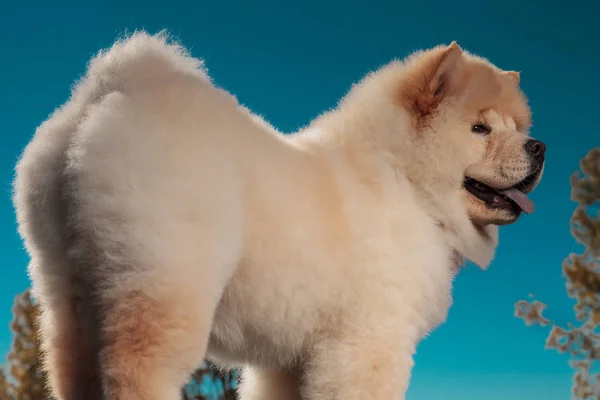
xmin=516 ymin=148 xmax=600 ymax=399
xmin=0 ymin=367 xmax=13 ymax=399
xmin=182 ymin=361 xmax=240 ymax=400
xmin=4 ymin=289 xmax=49 ymax=400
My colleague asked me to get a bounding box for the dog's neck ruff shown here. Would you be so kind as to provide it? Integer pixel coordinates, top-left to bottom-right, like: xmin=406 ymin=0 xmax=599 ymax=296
xmin=451 ymin=250 xmax=465 ymax=274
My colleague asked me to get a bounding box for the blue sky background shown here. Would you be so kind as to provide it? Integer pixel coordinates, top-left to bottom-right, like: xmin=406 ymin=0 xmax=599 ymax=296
xmin=1 ymin=0 xmax=598 ymax=398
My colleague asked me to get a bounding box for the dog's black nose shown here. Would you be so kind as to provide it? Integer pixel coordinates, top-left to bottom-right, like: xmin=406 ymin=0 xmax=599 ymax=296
xmin=525 ymin=139 xmax=546 ymax=161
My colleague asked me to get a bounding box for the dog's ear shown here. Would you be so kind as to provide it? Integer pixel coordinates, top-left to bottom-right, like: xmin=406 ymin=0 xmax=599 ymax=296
xmin=428 ymin=42 xmax=464 ymax=97
xmin=399 ymin=42 xmax=465 ymax=124
xmin=503 ymin=70 xmax=520 ymax=85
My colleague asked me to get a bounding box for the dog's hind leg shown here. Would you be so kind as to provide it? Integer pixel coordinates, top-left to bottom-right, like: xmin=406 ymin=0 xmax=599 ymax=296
xmin=33 ymin=279 xmax=102 ymax=400
xmin=85 ymin=202 xmax=241 ymax=399
xmin=96 ymin=266 xmax=229 ymax=400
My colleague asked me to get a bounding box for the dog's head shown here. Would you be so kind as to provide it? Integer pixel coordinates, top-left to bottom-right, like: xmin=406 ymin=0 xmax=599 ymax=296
xmin=324 ymin=42 xmax=543 ymax=267
xmin=391 ymin=42 xmax=545 ymax=227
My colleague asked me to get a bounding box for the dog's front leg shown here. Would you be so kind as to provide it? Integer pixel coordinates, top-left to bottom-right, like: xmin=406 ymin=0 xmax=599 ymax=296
xmin=302 ymin=323 xmax=418 ymax=400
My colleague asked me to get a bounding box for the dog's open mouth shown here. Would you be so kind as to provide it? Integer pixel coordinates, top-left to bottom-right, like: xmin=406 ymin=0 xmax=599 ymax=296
xmin=463 ymin=170 xmax=540 ymax=215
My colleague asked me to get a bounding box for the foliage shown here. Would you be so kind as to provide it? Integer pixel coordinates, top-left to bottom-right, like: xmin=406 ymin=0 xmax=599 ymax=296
xmin=516 ymin=148 xmax=600 ymax=399
xmin=0 ymin=289 xmax=49 ymax=400
xmin=182 ymin=362 xmax=240 ymax=400
xmin=0 ymin=289 xmax=240 ymax=399
xmin=0 ymin=367 xmax=13 ymax=400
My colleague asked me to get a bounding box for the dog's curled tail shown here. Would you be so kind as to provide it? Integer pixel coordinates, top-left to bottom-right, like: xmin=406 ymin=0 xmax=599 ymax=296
xmin=76 ymin=30 xmax=211 ymax=104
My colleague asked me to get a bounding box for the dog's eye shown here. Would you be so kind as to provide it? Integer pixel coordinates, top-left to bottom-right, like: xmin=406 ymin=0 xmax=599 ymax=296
xmin=472 ymin=123 xmax=491 ymax=135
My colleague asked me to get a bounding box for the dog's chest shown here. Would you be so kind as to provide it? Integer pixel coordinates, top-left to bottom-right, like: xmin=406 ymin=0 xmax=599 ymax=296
xmin=401 ymin=249 xmax=457 ymax=339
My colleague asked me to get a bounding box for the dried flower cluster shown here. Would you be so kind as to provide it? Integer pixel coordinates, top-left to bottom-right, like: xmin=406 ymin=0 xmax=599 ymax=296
xmin=516 ymin=148 xmax=600 ymax=399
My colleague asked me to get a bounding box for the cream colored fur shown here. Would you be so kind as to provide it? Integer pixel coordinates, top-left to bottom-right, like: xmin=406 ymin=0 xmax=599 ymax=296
xmin=13 ymin=32 xmax=542 ymax=399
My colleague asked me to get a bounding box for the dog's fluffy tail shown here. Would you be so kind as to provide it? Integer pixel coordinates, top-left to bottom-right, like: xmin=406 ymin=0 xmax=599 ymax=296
xmin=76 ymin=30 xmax=211 ymax=104
xmin=13 ymin=30 xmax=201 ymax=399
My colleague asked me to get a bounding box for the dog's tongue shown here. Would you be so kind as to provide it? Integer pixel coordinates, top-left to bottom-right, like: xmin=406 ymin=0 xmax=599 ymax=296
xmin=497 ymin=188 xmax=535 ymax=214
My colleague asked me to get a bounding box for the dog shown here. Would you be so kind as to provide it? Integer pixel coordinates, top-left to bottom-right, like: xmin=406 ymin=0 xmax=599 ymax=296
xmin=13 ymin=32 xmax=545 ymax=400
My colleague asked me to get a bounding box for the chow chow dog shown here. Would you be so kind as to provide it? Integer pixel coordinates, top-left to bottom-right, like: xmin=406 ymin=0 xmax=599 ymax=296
xmin=13 ymin=32 xmax=545 ymax=400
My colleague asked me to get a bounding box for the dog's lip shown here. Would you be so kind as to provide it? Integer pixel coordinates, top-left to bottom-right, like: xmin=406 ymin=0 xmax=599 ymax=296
xmin=464 ymin=166 xmax=542 ymax=194
xmin=463 ymin=167 xmax=541 ymax=215
xmin=500 ymin=168 xmax=542 ymax=194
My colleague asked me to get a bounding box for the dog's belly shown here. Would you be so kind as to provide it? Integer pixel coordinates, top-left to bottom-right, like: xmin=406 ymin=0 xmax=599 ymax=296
xmin=205 ymin=251 xmax=333 ymax=370
xmin=207 ymin=316 xmax=302 ymax=370
xmin=206 ymin=279 xmax=312 ymax=369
